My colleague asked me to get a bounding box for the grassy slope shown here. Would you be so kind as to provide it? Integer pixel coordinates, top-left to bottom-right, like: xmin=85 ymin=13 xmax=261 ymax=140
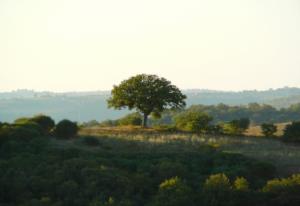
xmin=80 ymin=126 xmax=300 ymax=176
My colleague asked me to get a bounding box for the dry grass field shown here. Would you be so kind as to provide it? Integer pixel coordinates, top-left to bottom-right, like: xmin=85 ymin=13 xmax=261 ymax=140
xmin=245 ymin=122 xmax=289 ymax=137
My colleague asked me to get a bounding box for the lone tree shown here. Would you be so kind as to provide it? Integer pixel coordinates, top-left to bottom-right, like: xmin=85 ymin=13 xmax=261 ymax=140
xmin=107 ymin=74 xmax=186 ymax=127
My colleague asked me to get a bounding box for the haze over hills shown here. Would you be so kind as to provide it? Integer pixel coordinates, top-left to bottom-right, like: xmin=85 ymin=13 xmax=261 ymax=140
xmin=1 ymin=87 xmax=300 ymax=123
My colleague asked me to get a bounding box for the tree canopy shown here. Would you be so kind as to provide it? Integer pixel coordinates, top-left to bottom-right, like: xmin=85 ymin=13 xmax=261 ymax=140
xmin=107 ymin=74 xmax=186 ymax=127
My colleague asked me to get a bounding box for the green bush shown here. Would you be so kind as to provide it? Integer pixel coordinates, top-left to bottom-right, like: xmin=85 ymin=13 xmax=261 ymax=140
xmin=30 ymin=115 xmax=55 ymax=134
xmin=224 ymin=118 xmax=250 ymax=135
xmin=202 ymin=173 xmax=233 ymax=206
xmin=150 ymin=177 xmax=193 ymax=206
xmin=234 ymin=177 xmax=249 ymax=191
xmin=283 ymin=122 xmax=300 ymax=142
xmin=262 ymin=174 xmax=300 ymax=206
xmin=174 ymin=111 xmax=213 ymax=133
xmin=54 ymin=120 xmax=78 ymax=139
xmin=118 ymin=113 xmax=142 ymax=126
xmin=13 ymin=115 xmax=54 ymax=135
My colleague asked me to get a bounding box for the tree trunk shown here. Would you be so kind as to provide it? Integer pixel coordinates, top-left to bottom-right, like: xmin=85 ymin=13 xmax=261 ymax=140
xmin=143 ymin=113 xmax=148 ymax=128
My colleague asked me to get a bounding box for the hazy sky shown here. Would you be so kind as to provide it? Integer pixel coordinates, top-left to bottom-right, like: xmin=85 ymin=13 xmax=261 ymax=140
xmin=1 ymin=0 xmax=300 ymax=92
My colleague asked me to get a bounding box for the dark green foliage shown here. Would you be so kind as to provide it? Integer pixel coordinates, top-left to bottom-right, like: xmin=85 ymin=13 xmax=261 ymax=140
xmin=13 ymin=115 xmax=54 ymax=135
xmin=0 ymin=129 xmax=282 ymax=206
xmin=54 ymin=120 xmax=78 ymax=139
xmin=202 ymin=174 xmax=233 ymax=206
xmin=174 ymin=111 xmax=213 ymax=133
xmin=30 ymin=115 xmax=55 ymax=134
xmin=262 ymin=174 xmax=300 ymax=206
xmin=118 ymin=113 xmax=143 ymax=126
xmin=81 ymin=136 xmax=100 ymax=146
xmin=149 ymin=177 xmax=193 ymax=206
xmin=1 ymin=116 xmax=300 ymax=206
xmin=283 ymin=121 xmax=300 ymax=142
xmin=108 ymin=74 xmax=186 ymax=127
xmin=261 ymin=123 xmax=277 ymax=137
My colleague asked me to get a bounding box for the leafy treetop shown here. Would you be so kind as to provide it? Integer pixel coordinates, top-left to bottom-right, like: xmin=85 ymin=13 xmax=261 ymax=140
xmin=107 ymin=74 xmax=186 ymax=126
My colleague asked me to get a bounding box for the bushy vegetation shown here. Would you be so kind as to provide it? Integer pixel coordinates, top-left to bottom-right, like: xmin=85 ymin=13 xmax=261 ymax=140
xmin=174 ymin=111 xmax=213 ymax=133
xmin=14 ymin=114 xmax=55 ymax=135
xmin=118 ymin=112 xmax=143 ymax=126
xmin=283 ymin=121 xmax=300 ymax=142
xmin=2 ymin=114 xmax=300 ymax=205
xmin=54 ymin=120 xmax=79 ymax=139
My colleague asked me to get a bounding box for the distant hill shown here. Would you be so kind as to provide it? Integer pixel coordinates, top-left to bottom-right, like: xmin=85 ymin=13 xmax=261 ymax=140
xmin=1 ymin=87 xmax=300 ymax=123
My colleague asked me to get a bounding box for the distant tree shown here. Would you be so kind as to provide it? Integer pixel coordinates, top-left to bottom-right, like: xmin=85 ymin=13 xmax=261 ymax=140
xmin=283 ymin=121 xmax=300 ymax=142
xmin=174 ymin=111 xmax=213 ymax=133
xmin=55 ymin=120 xmax=78 ymax=139
xmin=261 ymin=123 xmax=277 ymax=137
xmin=30 ymin=115 xmax=55 ymax=134
xmin=107 ymin=74 xmax=186 ymax=127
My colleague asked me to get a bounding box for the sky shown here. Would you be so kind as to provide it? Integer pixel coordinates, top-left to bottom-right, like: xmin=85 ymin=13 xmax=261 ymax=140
xmin=1 ymin=0 xmax=300 ymax=92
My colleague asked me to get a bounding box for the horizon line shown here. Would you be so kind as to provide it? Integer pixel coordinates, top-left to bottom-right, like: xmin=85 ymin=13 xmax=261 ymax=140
xmin=0 ymin=86 xmax=298 ymax=94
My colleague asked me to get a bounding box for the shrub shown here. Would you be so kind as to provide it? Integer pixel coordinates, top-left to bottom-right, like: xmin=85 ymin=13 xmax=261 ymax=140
xmin=204 ymin=173 xmax=231 ymax=191
xmin=234 ymin=177 xmax=249 ymax=191
xmin=13 ymin=115 xmax=54 ymax=135
xmin=150 ymin=177 xmax=193 ymax=206
xmin=263 ymin=174 xmax=300 ymax=192
xmin=55 ymin=120 xmax=78 ymax=139
xmin=14 ymin=121 xmax=43 ymax=134
xmin=174 ymin=111 xmax=213 ymax=133
xmin=261 ymin=123 xmax=277 ymax=137
xmin=283 ymin=122 xmax=300 ymax=142
xmin=30 ymin=115 xmax=55 ymax=134
xmin=224 ymin=118 xmax=250 ymax=135
xmin=118 ymin=113 xmax=142 ymax=126
xmin=202 ymin=174 xmax=233 ymax=206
